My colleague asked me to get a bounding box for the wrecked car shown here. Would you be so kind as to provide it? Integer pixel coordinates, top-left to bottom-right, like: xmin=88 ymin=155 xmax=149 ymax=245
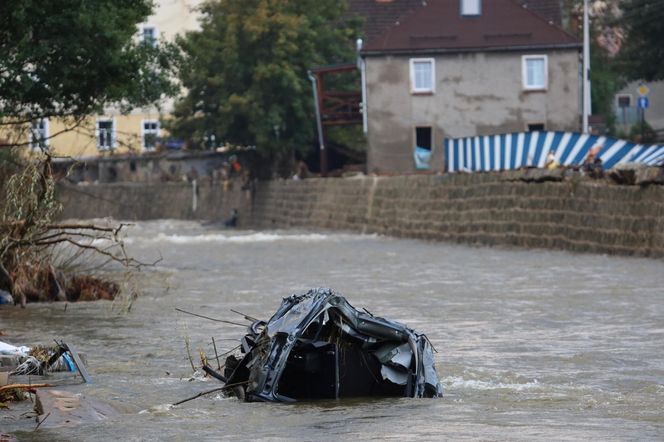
xmin=219 ymin=288 xmax=442 ymax=402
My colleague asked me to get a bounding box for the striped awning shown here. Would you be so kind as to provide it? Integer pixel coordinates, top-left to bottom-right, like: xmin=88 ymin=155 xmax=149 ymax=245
xmin=444 ymin=132 xmax=664 ymax=173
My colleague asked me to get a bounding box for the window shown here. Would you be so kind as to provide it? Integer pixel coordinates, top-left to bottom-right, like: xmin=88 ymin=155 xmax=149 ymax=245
xmin=410 ymin=58 xmax=435 ymax=93
xmin=140 ymin=24 xmax=157 ymax=47
xmin=527 ymin=123 xmax=545 ymax=132
xmin=461 ymin=0 xmax=481 ymax=15
xmin=96 ymin=119 xmax=115 ymax=150
xmin=142 ymin=120 xmax=160 ymax=150
xmin=416 ymin=127 xmax=432 ymax=150
xmin=29 ymin=119 xmax=49 ymax=150
xmin=460 ymin=0 xmax=482 ymax=15
xmin=522 ymin=55 xmax=548 ymax=90
xmin=414 ymin=126 xmax=433 ymax=170
xmin=616 ymin=94 xmax=632 ymax=108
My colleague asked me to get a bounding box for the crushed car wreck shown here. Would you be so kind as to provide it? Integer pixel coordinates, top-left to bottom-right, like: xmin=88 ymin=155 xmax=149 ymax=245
xmin=219 ymin=288 xmax=442 ymax=402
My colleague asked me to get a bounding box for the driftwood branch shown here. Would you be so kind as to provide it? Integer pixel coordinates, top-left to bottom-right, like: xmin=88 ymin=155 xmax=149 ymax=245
xmin=171 ymin=381 xmax=249 ymax=406
xmin=174 ymin=308 xmax=249 ymax=327
xmin=230 ymin=308 xmax=260 ymax=322
xmin=0 ymin=383 xmax=52 ymax=393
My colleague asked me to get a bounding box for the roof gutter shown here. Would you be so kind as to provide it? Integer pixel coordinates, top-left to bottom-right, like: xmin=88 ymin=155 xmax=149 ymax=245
xmin=361 ymin=42 xmax=582 ymax=57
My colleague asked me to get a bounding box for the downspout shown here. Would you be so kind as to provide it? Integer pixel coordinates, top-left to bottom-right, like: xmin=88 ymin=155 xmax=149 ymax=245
xmin=307 ymin=70 xmax=325 ymax=152
xmin=192 ymin=179 xmax=198 ymax=213
xmin=357 ymin=39 xmax=368 ymax=134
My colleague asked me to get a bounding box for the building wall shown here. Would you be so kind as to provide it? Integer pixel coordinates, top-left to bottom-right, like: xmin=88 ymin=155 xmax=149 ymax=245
xmin=614 ymin=80 xmax=664 ymax=134
xmin=3 ymin=114 xmax=162 ymax=158
xmin=32 ymin=0 xmax=205 ymax=159
xmin=365 ymin=50 xmax=580 ymax=173
xmin=145 ymin=0 xmax=204 ymax=42
xmin=46 ymin=114 xmax=162 ymax=158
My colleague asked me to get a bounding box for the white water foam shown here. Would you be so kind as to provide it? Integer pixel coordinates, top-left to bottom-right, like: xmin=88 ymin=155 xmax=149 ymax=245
xmin=138 ymin=403 xmax=174 ymax=415
xmin=443 ymin=375 xmax=541 ymax=392
xmin=124 ymin=232 xmax=373 ymax=245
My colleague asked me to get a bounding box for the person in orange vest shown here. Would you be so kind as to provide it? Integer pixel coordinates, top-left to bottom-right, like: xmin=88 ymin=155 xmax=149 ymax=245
xmin=583 ymin=144 xmax=604 ymax=178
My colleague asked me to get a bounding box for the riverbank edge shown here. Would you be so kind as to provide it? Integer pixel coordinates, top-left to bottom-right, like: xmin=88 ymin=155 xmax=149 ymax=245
xmin=57 ymin=170 xmax=664 ymax=259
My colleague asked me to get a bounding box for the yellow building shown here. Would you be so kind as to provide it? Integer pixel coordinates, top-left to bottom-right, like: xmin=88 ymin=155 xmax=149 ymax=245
xmin=17 ymin=0 xmax=205 ymax=159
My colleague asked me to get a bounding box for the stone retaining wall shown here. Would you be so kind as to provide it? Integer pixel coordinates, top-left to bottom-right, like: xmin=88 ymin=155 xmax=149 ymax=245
xmin=250 ymin=172 xmax=664 ymax=258
xmin=57 ymin=180 xmax=249 ymax=222
xmin=56 ymin=172 xmax=664 ymax=258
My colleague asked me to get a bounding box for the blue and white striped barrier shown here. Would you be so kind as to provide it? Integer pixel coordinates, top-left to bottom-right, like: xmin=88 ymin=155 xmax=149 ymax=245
xmin=444 ymin=131 xmax=664 ymax=173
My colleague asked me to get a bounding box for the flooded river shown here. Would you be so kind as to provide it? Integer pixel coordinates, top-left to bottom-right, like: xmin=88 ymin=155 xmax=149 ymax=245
xmin=2 ymin=220 xmax=663 ymax=441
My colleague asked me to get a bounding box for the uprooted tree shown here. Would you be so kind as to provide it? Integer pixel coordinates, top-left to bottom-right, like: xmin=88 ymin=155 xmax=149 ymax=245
xmin=0 ymin=0 xmax=176 ymax=306
xmin=0 ymin=153 xmax=154 ymax=307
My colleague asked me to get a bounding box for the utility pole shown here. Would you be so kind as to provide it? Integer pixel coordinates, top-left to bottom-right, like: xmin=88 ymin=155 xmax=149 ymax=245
xmin=582 ymin=0 xmax=591 ymax=134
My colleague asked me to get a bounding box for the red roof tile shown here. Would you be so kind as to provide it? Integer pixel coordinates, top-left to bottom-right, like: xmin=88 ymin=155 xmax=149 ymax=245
xmin=362 ymin=0 xmax=579 ymax=55
xmin=348 ymin=0 xmax=426 ymax=44
xmin=519 ymin=0 xmax=563 ymax=25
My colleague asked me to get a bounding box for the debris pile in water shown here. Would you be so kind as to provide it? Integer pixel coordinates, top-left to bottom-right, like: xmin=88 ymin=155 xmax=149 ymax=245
xmin=196 ymin=288 xmax=442 ymax=403
xmin=3 ymin=263 xmax=119 ymax=304
xmin=0 ymin=340 xmax=90 ymax=411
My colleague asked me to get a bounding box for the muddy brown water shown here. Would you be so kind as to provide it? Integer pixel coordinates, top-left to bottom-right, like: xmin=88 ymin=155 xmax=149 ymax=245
xmin=1 ymin=220 xmax=663 ymax=441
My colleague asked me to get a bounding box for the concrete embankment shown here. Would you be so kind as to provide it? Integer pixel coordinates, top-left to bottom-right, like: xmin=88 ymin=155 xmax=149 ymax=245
xmin=58 ymin=171 xmax=664 ymax=258
xmin=57 ymin=180 xmax=249 ymax=222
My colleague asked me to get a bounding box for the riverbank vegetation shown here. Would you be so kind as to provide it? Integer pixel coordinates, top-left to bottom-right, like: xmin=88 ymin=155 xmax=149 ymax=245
xmin=1 ymin=0 xmax=177 ymax=307
xmin=0 ymin=150 xmax=146 ymax=307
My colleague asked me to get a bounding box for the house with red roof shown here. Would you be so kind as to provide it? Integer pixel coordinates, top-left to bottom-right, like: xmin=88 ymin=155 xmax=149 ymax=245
xmin=357 ymin=0 xmax=581 ymax=173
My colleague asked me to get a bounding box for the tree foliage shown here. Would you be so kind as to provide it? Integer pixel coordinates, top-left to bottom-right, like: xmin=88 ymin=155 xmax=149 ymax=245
xmin=565 ymin=0 xmax=625 ymax=133
xmin=619 ymin=0 xmax=664 ymax=81
xmin=169 ymin=0 xmax=361 ymax=155
xmin=0 ymin=1 xmax=169 ymax=306
xmin=0 ymin=0 xmax=180 ymax=127
xmin=591 ymin=41 xmax=623 ymax=132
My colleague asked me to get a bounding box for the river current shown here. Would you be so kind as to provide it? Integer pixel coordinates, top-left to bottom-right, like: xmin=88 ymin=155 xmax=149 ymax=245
xmin=1 ymin=220 xmax=663 ymax=441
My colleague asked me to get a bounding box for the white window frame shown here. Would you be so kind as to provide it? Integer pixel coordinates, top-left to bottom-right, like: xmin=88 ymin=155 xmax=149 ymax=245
xmin=461 ymin=0 xmax=481 ymax=16
xmin=410 ymin=58 xmax=435 ymax=94
xmin=96 ymin=118 xmax=116 ymax=151
xmin=29 ymin=118 xmax=49 ymax=151
xmin=139 ymin=23 xmax=158 ymax=47
xmin=522 ymin=55 xmax=548 ymax=91
xmin=141 ymin=119 xmax=160 ymax=151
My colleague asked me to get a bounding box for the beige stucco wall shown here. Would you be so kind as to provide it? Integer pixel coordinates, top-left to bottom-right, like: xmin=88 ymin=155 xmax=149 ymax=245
xmin=125 ymin=0 xmax=205 ymax=117
xmin=365 ymin=50 xmax=581 ymax=173
xmin=50 ymin=114 xmax=162 ymax=158
xmin=39 ymin=0 xmax=204 ymax=158
xmin=147 ymin=0 xmax=204 ymax=42
xmin=6 ymin=114 xmax=163 ymax=158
